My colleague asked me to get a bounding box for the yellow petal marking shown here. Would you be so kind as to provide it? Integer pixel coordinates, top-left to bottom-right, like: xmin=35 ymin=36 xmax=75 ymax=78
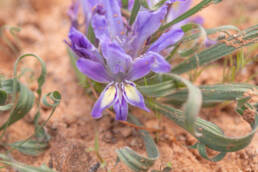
xmin=101 ymin=86 xmax=116 ymax=108
xmin=124 ymin=84 xmax=140 ymax=102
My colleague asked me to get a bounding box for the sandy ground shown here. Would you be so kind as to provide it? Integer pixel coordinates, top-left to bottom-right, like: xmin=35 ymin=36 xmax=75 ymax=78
xmin=0 ymin=0 xmax=257 ymax=171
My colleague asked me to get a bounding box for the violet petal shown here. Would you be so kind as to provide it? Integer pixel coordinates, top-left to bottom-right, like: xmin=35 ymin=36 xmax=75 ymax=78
xmin=123 ymin=81 xmax=149 ymax=112
xmin=92 ymin=83 xmax=117 ymax=118
xmin=149 ymin=28 xmax=184 ymax=52
xmin=76 ymin=58 xmax=111 ymax=83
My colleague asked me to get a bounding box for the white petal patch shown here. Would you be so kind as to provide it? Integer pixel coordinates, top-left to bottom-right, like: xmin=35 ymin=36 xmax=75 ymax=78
xmin=124 ymin=83 xmax=140 ymax=103
xmin=101 ymin=85 xmax=117 ymax=108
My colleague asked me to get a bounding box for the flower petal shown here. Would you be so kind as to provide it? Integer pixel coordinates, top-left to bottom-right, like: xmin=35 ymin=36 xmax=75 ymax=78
xmin=102 ymin=0 xmax=125 ymax=39
xmin=149 ymin=28 xmax=184 ymax=52
xmin=114 ymin=95 xmax=128 ymax=121
xmin=166 ymin=0 xmax=191 ymax=29
xmin=101 ymin=42 xmax=132 ymax=74
xmin=126 ymin=53 xmax=155 ymax=81
xmin=91 ymin=8 xmax=110 ymax=43
xmin=190 ymin=16 xmax=204 ymax=25
xmin=123 ymin=81 xmax=149 ymax=112
xmin=67 ymin=0 xmax=80 ymax=29
xmin=129 ymin=5 xmax=168 ymax=57
xmin=81 ymin=0 xmax=100 ymax=31
xmin=166 ymin=0 xmax=192 ymax=22
xmin=76 ymin=58 xmax=111 ymax=83
xmin=92 ymin=84 xmax=117 ymax=118
xmin=67 ymin=27 xmax=103 ymax=62
xmin=148 ymin=51 xmax=171 ymax=73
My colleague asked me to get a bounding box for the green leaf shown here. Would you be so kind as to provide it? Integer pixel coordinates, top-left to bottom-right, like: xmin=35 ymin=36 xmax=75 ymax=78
xmin=129 ymin=0 xmax=149 ymax=25
xmin=122 ymin=0 xmax=129 ymax=8
xmin=0 ymin=89 xmax=7 ymax=105
xmin=140 ymin=0 xmax=149 ymax=9
xmin=154 ymin=102 xmax=258 ymax=152
xmin=190 ymin=143 xmax=226 ymax=162
xmin=0 ymin=80 xmax=35 ymax=130
xmin=178 ymin=23 xmax=208 ymax=57
xmin=0 ymin=53 xmax=61 ymax=158
xmin=0 ymin=25 xmax=21 ymax=54
xmin=0 ymin=79 xmax=14 ymax=94
xmin=129 ymin=0 xmax=141 ymax=25
xmin=170 ymin=74 xmax=202 ymax=135
xmin=150 ymin=74 xmax=202 ymax=135
xmin=172 ymin=24 xmax=258 ymax=74
xmin=151 ymin=0 xmax=222 ymax=42
xmin=153 ymin=0 xmax=168 ymax=10
xmin=10 ymin=140 xmax=49 ymax=156
xmin=163 ymin=84 xmax=258 ymax=106
xmin=116 ymin=114 xmax=159 ymax=172
xmin=181 ymin=25 xmax=240 ymax=42
xmin=0 ymin=104 xmax=13 ymax=111
xmin=138 ymin=80 xmax=175 ymax=97
xmin=0 ymin=153 xmax=55 ymax=172
xmin=42 ymin=91 xmax=62 ymax=108
xmin=158 ymin=0 xmax=222 ymax=33
xmin=37 ymin=91 xmax=61 ymax=139
xmin=87 ymin=24 xmax=96 ymax=45
xmin=0 ymin=53 xmax=47 ymax=132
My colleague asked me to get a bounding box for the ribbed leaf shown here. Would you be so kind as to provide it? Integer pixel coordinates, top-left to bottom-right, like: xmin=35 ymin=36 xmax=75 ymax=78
xmin=190 ymin=143 xmax=226 ymax=162
xmin=0 ymin=153 xmax=55 ymax=172
xmin=172 ymin=24 xmax=258 ymax=74
xmin=0 ymin=103 xmax=12 ymax=111
xmin=138 ymin=80 xmax=175 ymax=97
xmin=10 ymin=140 xmax=49 ymax=156
xmin=8 ymin=91 xmax=61 ymax=156
xmin=162 ymin=74 xmax=202 ymax=135
xmin=163 ymin=84 xmax=258 ymax=106
xmin=0 ymin=80 xmax=35 ymax=130
xmin=0 ymin=53 xmax=46 ymax=131
xmin=154 ymin=102 xmax=258 ymax=152
xmin=0 ymin=54 xmax=61 ymax=158
xmin=116 ymin=114 xmax=159 ymax=172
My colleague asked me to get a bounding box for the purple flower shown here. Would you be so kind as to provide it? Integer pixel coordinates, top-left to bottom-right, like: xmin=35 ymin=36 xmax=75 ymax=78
xmin=67 ymin=0 xmax=80 ymax=29
xmin=67 ymin=0 xmax=184 ymax=120
xmin=75 ymin=40 xmax=156 ymax=120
